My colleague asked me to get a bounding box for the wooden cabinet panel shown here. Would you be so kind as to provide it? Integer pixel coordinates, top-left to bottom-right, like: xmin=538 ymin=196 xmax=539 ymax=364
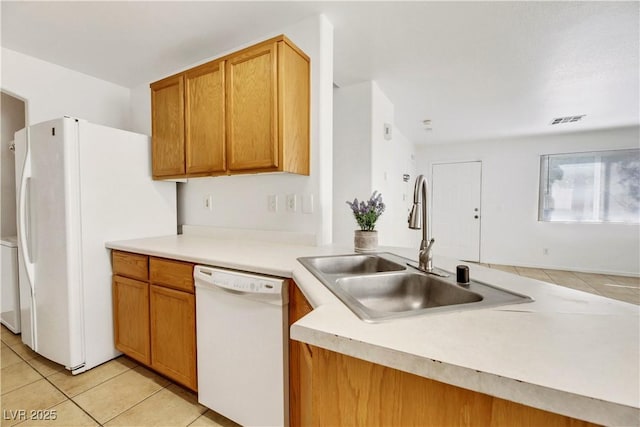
xmin=289 ymin=281 xmax=313 ymax=426
xmin=311 ymin=348 xmax=598 ymax=427
xmin=151 ymin=74 xmax=185 ymax=178
xmin=112 ymin=275 xmax=150 ymax=365
xmin=112 ymin=251 xmax=148 ymax=281
xmin=279 ymin=40 xmax=310 ymax=175
xmin=185 ymin=60 xmax=226 ymax=175
xmin=149 ymin=285 xmax=197 ymax=391
xmin=150 ymin=257 xmax=194 ymax=293
xmin=226 ymin=41 xmax=279 ymax=171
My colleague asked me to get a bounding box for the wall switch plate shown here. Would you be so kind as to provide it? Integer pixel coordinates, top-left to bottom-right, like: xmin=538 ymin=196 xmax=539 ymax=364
xmin=268 ymin=195 xmax=278 ymax=213
xmin=204 ymin=194 xmax=213 ymax=211
xmin=302 ymin=194 xmax=314 ymax=214
xmin=383 ymin=123 xmax=392 ymax=140
xmin=286 ymin=194 xmax=297 ymax=213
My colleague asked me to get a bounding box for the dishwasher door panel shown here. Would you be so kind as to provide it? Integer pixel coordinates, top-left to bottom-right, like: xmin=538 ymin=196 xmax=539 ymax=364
xmin=196 ymin=273 xmax=288 ymax=427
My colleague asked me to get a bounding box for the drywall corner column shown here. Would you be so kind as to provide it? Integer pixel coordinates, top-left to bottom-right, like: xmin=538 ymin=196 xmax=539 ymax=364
xmin=313 ymin=14 xmax=334 ymax=246
xmin=332 ymin=81 xmax=373 ymax=245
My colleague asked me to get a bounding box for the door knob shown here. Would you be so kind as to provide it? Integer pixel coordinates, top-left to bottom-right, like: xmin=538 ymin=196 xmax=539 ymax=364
xmin=474 ymin=215 xmax=479 ymax=219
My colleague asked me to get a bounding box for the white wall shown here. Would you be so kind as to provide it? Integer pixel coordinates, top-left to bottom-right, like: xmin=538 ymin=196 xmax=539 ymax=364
xmin=370 ymin=83 xmax=419 ymax=248
xmin=0 ymin=48 xmax=130 ymax=130
xmin=417 ymin=126 xmax=640 ymax=276
xmin=333 ymin=82 xmax=372 ymax=244
xmin=333 ymin=80 xmax=418 ymax=247
xmin=0 ymin=92 xmax=25 ymax=237
xmin=128 ymin=15 xmax=334 ymax=245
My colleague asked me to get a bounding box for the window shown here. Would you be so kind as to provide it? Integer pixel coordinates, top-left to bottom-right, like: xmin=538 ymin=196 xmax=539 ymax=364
xmin=539 ymin=149 xmax=640 ymax=223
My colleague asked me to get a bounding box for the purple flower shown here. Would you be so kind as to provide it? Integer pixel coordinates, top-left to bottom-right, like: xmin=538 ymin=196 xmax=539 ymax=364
xmin=346 ymin=191 xmax=385 ymax=231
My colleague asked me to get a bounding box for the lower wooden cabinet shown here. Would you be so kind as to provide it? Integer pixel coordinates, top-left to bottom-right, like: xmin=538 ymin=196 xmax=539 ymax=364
xmin=309 ymin=348 xmax=599 ymax=427
xmin=112 ymin=275 xmax=150 ymax=365
xmin=111 ymin=251 xmax=197 ymax=391
xmin=289 ymin=282 xmax=313 ymax=426
xmin=150 ymin=285 xmax=197 ymax=390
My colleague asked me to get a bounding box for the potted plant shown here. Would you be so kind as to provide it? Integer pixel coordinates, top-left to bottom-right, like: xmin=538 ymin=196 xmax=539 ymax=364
xmin=346 ymin=191 xmax=385 ymax=252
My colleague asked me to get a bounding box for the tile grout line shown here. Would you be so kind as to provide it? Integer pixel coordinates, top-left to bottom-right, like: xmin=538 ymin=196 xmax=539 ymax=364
xmin=97 ymin=386 xmax=167 ymax=426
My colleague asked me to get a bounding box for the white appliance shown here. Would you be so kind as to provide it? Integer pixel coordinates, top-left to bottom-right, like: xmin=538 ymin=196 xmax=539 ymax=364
xmin=195 ymin=265 xmax=289 ymax=427
xmin=14 ymin=116 xmax=176 ymax=374
xmin=1 ymin=236 xmax=20 ymax=333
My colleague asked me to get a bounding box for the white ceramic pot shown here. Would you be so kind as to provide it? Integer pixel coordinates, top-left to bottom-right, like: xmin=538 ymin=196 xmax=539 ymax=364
xmin=354 ymin=230 xmax=378 ymax=253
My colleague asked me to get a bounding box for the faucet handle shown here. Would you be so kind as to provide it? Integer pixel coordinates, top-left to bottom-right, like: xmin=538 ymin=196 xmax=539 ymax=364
xmin=425 ymin=238 xmax=435 ymax=253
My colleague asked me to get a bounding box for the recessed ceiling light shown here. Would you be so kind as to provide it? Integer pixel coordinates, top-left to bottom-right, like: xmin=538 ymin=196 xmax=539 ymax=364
xmin=550 ymin=115 xmax=586 ymax=125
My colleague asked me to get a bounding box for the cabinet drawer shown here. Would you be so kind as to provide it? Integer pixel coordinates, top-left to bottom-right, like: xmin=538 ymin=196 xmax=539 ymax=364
xmin=150 ymin=257 xmax=194 ymax=293
xmin=112 ymin=251 xmax=148 ymax=281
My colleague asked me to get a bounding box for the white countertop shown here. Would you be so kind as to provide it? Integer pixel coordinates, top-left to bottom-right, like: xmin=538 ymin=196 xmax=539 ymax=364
xmin=106 ymin=234 xmax=640 ymax=426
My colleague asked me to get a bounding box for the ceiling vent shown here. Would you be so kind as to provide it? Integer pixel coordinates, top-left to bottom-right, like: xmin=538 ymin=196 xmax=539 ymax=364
xmin=550 ymin=115 xmax=586 ymax=125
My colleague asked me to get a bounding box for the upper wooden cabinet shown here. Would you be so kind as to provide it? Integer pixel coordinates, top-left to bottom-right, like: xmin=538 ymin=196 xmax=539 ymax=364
xmin=151 ymin=61 xmax=225 ymax=179
xmin=151 ymin=75 xmax=185 ymax=178
xmin=150 ymin=35 xmax=310 ymax=179
xmin=226 ymin=38 xmax=310 ymax=174
xmin=185 ymin=60 xmax=226 ymax=176
xmin=226 ymin=41 xmax=278 ymax=171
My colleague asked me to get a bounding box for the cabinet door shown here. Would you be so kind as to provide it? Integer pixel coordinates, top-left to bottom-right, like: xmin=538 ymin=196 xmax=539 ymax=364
xmin=226 ymin=41 xmax=279 ymax=171
xmin=185 ymin=60 xmax=226 ymax=175
xmin=112 ymin=275 xmax=150 ymax=365
xmin=149 ymin=285 xmax=197 ymax=391
xmin=151 ymin=74 xmax=185 ymax=178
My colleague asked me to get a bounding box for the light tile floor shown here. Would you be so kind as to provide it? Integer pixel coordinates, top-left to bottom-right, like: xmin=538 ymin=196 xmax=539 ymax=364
xmin=0 ymin=266 xmax=637 ymax=427
xmin=0 ymin=327 xmax=239 ymax=427
xmin=479 ymin=264 xmax=640 ymax=305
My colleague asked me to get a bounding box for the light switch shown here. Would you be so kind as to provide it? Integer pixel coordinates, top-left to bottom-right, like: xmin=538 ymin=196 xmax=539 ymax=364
xmin=302 ymin=194 xmax=314 ymax=214
xmin=204 ymin=195 xmax=213 ymax=211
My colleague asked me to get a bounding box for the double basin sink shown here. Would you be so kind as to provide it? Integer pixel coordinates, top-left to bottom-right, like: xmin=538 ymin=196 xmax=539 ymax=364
xmin=298 ymin=253 xmax=532 ymax=322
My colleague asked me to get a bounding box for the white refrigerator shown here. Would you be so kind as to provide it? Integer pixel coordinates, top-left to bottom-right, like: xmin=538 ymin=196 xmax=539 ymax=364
xmin=14 ymin=116 xmax=176 ymax=374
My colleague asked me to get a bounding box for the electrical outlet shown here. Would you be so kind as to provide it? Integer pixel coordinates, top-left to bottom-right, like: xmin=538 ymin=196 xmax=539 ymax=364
xmin=286 ymin=194 xmax=297 ymax=213
xmin=543 ymin=248 xmax=549 ymax=255
xmin=268 ymin=195 xmax=278 ymax=213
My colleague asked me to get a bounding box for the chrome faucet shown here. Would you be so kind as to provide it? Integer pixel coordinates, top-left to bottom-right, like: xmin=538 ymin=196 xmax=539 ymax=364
xmin=408 ymin=175 xmax=448 ymax=277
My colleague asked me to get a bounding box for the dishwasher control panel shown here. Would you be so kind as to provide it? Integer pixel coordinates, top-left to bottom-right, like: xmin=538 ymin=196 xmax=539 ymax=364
xmin=194 ymin=266 xmax=284 ymax=295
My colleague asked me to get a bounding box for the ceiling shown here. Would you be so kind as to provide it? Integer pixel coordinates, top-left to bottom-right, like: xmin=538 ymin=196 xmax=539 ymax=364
xmin=2 ymin=1 xmax=639 ymax=144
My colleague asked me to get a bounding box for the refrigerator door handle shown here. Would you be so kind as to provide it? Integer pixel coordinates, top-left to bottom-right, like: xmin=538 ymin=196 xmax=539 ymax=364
xmin=18 ymin=129 xmax=36 ymax=292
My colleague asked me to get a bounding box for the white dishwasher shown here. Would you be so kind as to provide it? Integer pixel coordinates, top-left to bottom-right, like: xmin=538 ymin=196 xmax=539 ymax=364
xmin=194 ymin=265 xmax=289 ymax=427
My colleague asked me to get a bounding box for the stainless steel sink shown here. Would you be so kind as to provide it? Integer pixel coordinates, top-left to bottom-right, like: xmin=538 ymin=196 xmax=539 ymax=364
xmin=303 ymin=254 xmax=405 ymax=274
xmin=298 ymin=253 xmax=533 ymax=322
xmin=337 ymin=273 xmax=483 ymax=312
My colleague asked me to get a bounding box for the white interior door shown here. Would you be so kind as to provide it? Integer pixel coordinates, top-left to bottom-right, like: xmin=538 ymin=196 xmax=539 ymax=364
xmin=431 ymin=161 xmax=482 ymax=262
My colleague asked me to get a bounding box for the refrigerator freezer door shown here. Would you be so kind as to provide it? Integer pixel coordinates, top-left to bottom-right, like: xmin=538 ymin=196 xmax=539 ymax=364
xmin=14 ymin=127 xmax=34 ymax=349
xmin=27 ymin=118 xmax=84 ymax=369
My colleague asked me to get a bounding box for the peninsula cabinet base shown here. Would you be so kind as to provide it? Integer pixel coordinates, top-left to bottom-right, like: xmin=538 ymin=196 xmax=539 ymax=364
xmin=309 ymin=347 xmax=599 ymax=427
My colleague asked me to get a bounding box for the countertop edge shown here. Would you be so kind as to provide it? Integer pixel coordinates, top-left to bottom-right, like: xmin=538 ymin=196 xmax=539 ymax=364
xmin=290 ymin=320 xmax=637 ymax=426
